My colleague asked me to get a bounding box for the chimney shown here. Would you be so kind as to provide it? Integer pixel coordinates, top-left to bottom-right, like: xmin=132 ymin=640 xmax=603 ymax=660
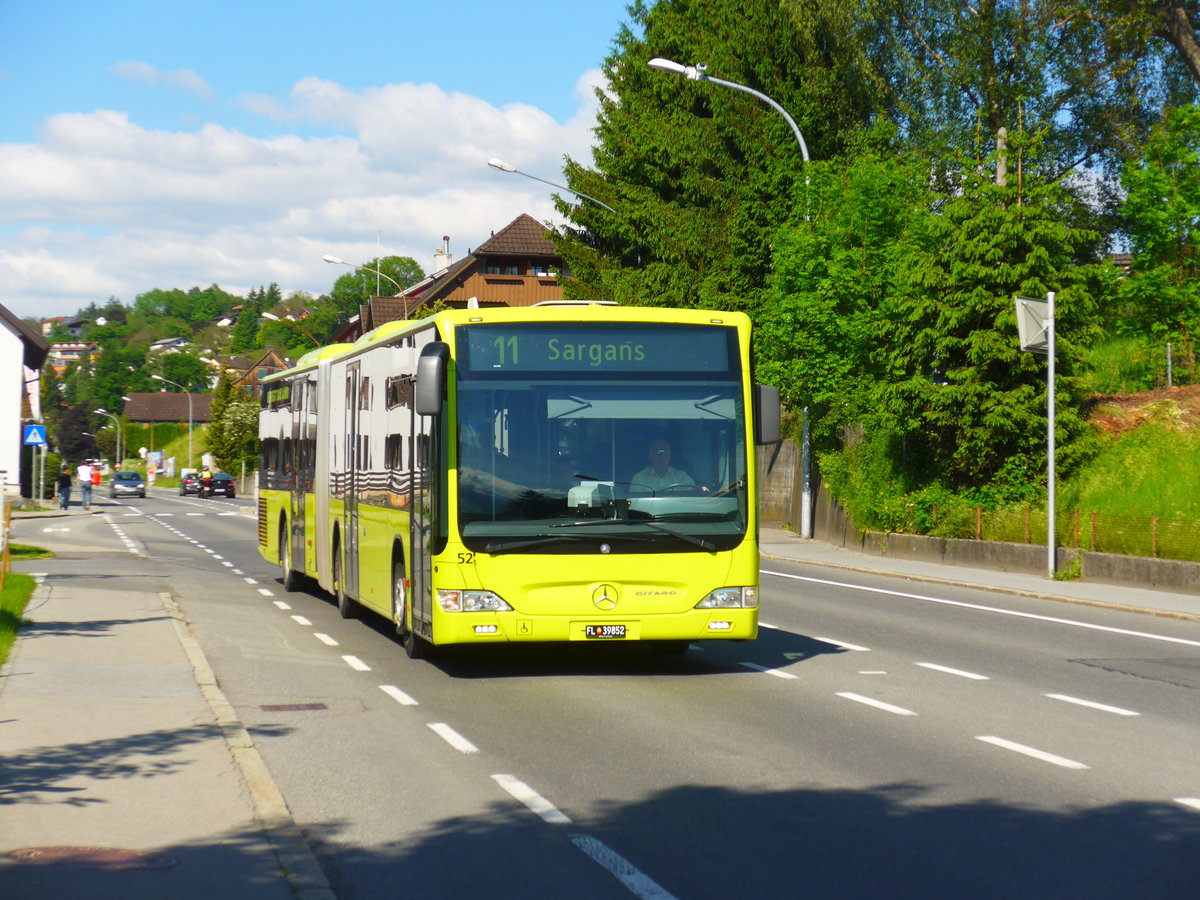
xmin=434 ymin=235 xmax=452 ymax=273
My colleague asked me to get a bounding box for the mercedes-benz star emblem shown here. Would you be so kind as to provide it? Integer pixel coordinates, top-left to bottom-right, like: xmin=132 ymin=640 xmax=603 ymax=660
xmin=592 ymin=584 xmax=618 ymax=610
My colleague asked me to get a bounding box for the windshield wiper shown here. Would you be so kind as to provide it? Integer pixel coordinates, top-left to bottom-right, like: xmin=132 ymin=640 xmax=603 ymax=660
xmin=484 ymin=534 xmax=587 ymax=554
xmin=551 ymin=518 xmax=717 ymax=551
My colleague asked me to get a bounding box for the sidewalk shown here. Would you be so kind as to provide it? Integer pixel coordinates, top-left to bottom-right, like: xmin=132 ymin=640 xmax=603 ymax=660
xmin=0 ymin=513 xmax=332 ymax=899
xmin=759 ymin=526 xmax=1200 ymax=622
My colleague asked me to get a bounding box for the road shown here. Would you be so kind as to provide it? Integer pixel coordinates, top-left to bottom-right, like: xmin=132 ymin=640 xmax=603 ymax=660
xmin=45 ymin=491 xmax=1200 ymax=898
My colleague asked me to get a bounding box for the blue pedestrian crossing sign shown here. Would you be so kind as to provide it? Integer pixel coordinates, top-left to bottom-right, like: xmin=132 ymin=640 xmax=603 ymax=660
xmin=23 ymin=424 xmax=47 ymax=446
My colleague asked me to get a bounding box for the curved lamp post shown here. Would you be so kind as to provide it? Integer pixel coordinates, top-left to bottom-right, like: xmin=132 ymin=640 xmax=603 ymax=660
xmin=648 ymin=56 xmax=815 ymax=537
xmin=151 ymin=374 xmax=193 ymax=473
xmin=94 ymin=408 xmax=123 ymax=469
xmin=487 ymin=158 xmax=617 ymax=214
xmin=262 ymin=311 xmax=320 ymax=346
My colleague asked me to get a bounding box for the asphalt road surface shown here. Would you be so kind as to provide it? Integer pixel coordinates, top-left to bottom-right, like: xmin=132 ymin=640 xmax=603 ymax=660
xmin=66 ymin=491 xmax=1200 ymax=898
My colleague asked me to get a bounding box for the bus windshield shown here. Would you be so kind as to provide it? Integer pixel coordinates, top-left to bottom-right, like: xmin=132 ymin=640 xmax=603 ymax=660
xmin=454 ymin=323 xmax=748 ymax=553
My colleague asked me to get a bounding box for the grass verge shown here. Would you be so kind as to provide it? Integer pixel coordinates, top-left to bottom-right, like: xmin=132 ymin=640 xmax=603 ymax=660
xmin=0 ymin=544 xmax=51 ymax=667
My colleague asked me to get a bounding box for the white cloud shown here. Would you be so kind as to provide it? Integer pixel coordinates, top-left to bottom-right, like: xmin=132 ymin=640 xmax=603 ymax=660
xmin=0 ymin=71 xmax=601 ymax=318
xmin=110 ymin=61 xmax=215 ymax=103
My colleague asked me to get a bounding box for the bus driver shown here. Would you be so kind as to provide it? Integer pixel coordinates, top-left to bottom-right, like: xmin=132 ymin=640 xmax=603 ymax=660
xmin=630 ymin=437 xmax=697 ymax=493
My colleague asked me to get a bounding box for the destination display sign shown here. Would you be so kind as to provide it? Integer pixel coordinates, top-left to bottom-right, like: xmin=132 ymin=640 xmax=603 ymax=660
xmin=460 ymin=323 xmax=737 ymax=375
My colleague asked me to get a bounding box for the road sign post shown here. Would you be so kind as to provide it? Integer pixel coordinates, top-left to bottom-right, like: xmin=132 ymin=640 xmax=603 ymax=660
xmin=1015 ymin=293 xmax=1056 ymax=578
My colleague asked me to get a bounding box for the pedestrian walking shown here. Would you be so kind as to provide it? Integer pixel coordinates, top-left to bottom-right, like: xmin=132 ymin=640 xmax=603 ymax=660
xmin=76 ymin=460 xmax=93 ymax=510
xmin=56 ymin=465 xmax=72 ymax=510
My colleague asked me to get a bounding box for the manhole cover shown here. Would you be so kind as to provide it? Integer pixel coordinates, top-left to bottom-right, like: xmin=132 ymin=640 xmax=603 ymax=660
xmin=8 ymin=846 xmax=178 ymax=870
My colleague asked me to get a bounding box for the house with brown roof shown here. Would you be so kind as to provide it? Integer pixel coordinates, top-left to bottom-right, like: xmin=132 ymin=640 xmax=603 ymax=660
xmin=123 ymin=392 xmax=214 ymax=425
xmin=336 ymin=213 xmax=568 ymax=341
xmin=209 ymin=349 xmax=290 ymax=400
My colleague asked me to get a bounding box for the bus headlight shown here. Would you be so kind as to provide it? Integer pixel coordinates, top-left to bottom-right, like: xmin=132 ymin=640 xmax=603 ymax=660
xmin=437 ymin=589 xmax=513 ymax=612
xmin=695 ymin=587 xmax=758 ymax=609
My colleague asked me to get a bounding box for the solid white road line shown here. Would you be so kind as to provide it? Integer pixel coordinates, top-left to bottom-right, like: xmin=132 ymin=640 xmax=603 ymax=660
xmin=916 ymin=662 xmax=990 ymax=680
xmin=1175 ymin=798 xmax=1200 ymax=813
xmin=492 ymin=774 xmax=573 ymax=824
xmin=569 ymin=834 xmax=680 ymax=900
xmin=1044 ymin=693 xmax=1139 ymax=716
xmin=976 ymin=735 xmax=1089 ymax=770
xmin=341 ymin=655 xmax=370 ymax=671
xmin=837 ymin=692 xmax=918 ymax=716
xmin=379 ymin=684 xmax=418 ymax=706
xmin=739 ymin=662 xmax=798 ymax=679
xmin=428 ymin=722 xmax=479 ymax=754
xmin=314 ymin=633 xmax=338 ymax=646
xmin=816 ymin=637 xmax=870 ymax=652
xmin=765 ymin=570 xmax=1200 ymax=649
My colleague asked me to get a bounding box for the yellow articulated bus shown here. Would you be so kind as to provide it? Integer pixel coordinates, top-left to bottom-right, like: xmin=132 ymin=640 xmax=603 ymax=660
xmin=257 ymin=303 xmax=780 ymax=659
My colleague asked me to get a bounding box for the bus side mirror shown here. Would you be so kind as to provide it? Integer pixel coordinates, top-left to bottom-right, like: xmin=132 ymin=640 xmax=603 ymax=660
xmin=753 ymin=384 xmax=780 ymax=445
xmin=415 ymin=342 xmax=450 ymax=416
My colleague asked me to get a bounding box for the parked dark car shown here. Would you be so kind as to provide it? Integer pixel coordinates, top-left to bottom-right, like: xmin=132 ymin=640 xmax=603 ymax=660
xmin=110 ymin=470 xmax=146 ymax=498
xmin=179 ymin=473 xmax=200 ymax=495
xmin=206 ymin=473 xmax=236 ymax=498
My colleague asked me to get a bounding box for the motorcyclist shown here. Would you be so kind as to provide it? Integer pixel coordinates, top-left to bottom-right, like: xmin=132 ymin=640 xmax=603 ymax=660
xmin=199 ymin=465 xmax=214 ymax=497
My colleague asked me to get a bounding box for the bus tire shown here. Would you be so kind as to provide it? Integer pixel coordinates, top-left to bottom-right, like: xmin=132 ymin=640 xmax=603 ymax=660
xmin=279 ymin=519 xmax=298 ymax=592
xmin=391 ymin=557 xmax=406 ymax=637
xmin=333 ymin=539 xmax=357 ymax=620
xmin=404 ymin=628 xmax=433 ymax=659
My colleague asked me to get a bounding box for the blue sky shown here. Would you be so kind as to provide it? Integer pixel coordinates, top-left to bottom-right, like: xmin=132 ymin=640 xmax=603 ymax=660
xmin=0 ymin=0 xmax=636 ymax=318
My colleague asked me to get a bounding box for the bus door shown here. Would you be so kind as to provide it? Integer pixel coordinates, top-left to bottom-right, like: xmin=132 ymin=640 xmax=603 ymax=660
xmin=409 ymin=405 xmax=433 ymax=635
xmin=289 ymin=382 xmax=305 ymax=572
xmin=343 ymin=362 xmax=361 ymax=600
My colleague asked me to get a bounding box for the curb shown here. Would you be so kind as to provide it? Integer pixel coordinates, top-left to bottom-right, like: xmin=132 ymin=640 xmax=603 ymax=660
xmin=160 ymin=592 xmax=336 ymax=900
xmin=760 ymin=551 xmax=1200 ymax=624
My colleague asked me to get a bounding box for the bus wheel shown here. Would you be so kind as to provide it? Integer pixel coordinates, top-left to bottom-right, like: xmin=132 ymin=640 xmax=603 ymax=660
xmin=391 ymin=560 xmax=406 ymax=637
xmin=279 ymin=521 xmax=297 ymax=592
xmin=404 ymin=628 xmax=433 ymax=659
xmin=333 ymin=545 xmax=357 ymax=620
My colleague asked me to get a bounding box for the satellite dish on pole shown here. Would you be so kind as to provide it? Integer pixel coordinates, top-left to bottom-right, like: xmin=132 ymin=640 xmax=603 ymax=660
xmin=1015 ymin=297 xmax=1049 ymax=353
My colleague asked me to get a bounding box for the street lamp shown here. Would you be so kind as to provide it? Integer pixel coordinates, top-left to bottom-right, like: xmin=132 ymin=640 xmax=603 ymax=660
xmin=94 ymin=408 xmax=123 ymax=469
xmin=261 ymin=311 xmax=320 ymax=346
xmin=649 ymin=56 xmax=816 ymax=537
xmin=487 ymin=158 xmax=617 ymax=214
xmin=151 ymin=374 xmax=193 ymax=473
xmin=322 ymin=254 xmax=405 ymax=294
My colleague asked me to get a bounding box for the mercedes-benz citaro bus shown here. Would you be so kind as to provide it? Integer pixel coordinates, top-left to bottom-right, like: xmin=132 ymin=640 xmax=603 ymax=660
xmin=258 ymin=302 xmax=780 ymax=659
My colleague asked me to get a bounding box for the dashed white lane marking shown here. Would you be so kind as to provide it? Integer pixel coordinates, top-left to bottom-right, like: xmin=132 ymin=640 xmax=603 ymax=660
xmin=817 ymin=637 xmax=870 ymax=652
xmin=290 ymin=615 xmax=312 ymax=626
xmin=258 ymin=588 xmax=274 ymax=597
xmin=916 ymin=662 xmax=989 ymax=680
xmin=976 ymin=736 xmax=1089 ymax=770
xmin=186 ymin=512 xmax=204 ymax=516
xmin=222 ymin=561 xmax=234 ymax=567
xmin=314 ymin=633 xmax=338 ymax=646
xmin=212 ymin=554 xmax=224 ymax=560
xmin=739 ymin=662 xmax=798 ymax=680
xmin=569 ymin=834 xmax=680 ymax=900
xmin=273 ymin=601 xmax=291 ymax=610
xmin=1176 ymin=798 xmax=1200 ymax=813
xmin=1045 ymin=693 xmax=1139 ymax=716
xmin=837 ymin=692 xmax=917 ymax=716
xmin=492 ymin=774 xmax=572 ymax=824
xmin=428 ymin=722 xmax=479 ymax=754
xmin=245 ymin=578 xmax=258 ymax=584
xmin=379 ymin=684 xmax=418 ymax=706
xmin=765 ymin=570 xmax=1200 ymax=649
xmin=759 ymin=622 xmax=780 ymax=629
xmin=342 ymin=655 xmax=370 ymax=671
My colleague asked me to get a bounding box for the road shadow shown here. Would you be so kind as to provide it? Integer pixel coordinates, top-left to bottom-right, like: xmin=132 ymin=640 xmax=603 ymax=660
xmin=302 ymin=780 xmax=1200 ymax=899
